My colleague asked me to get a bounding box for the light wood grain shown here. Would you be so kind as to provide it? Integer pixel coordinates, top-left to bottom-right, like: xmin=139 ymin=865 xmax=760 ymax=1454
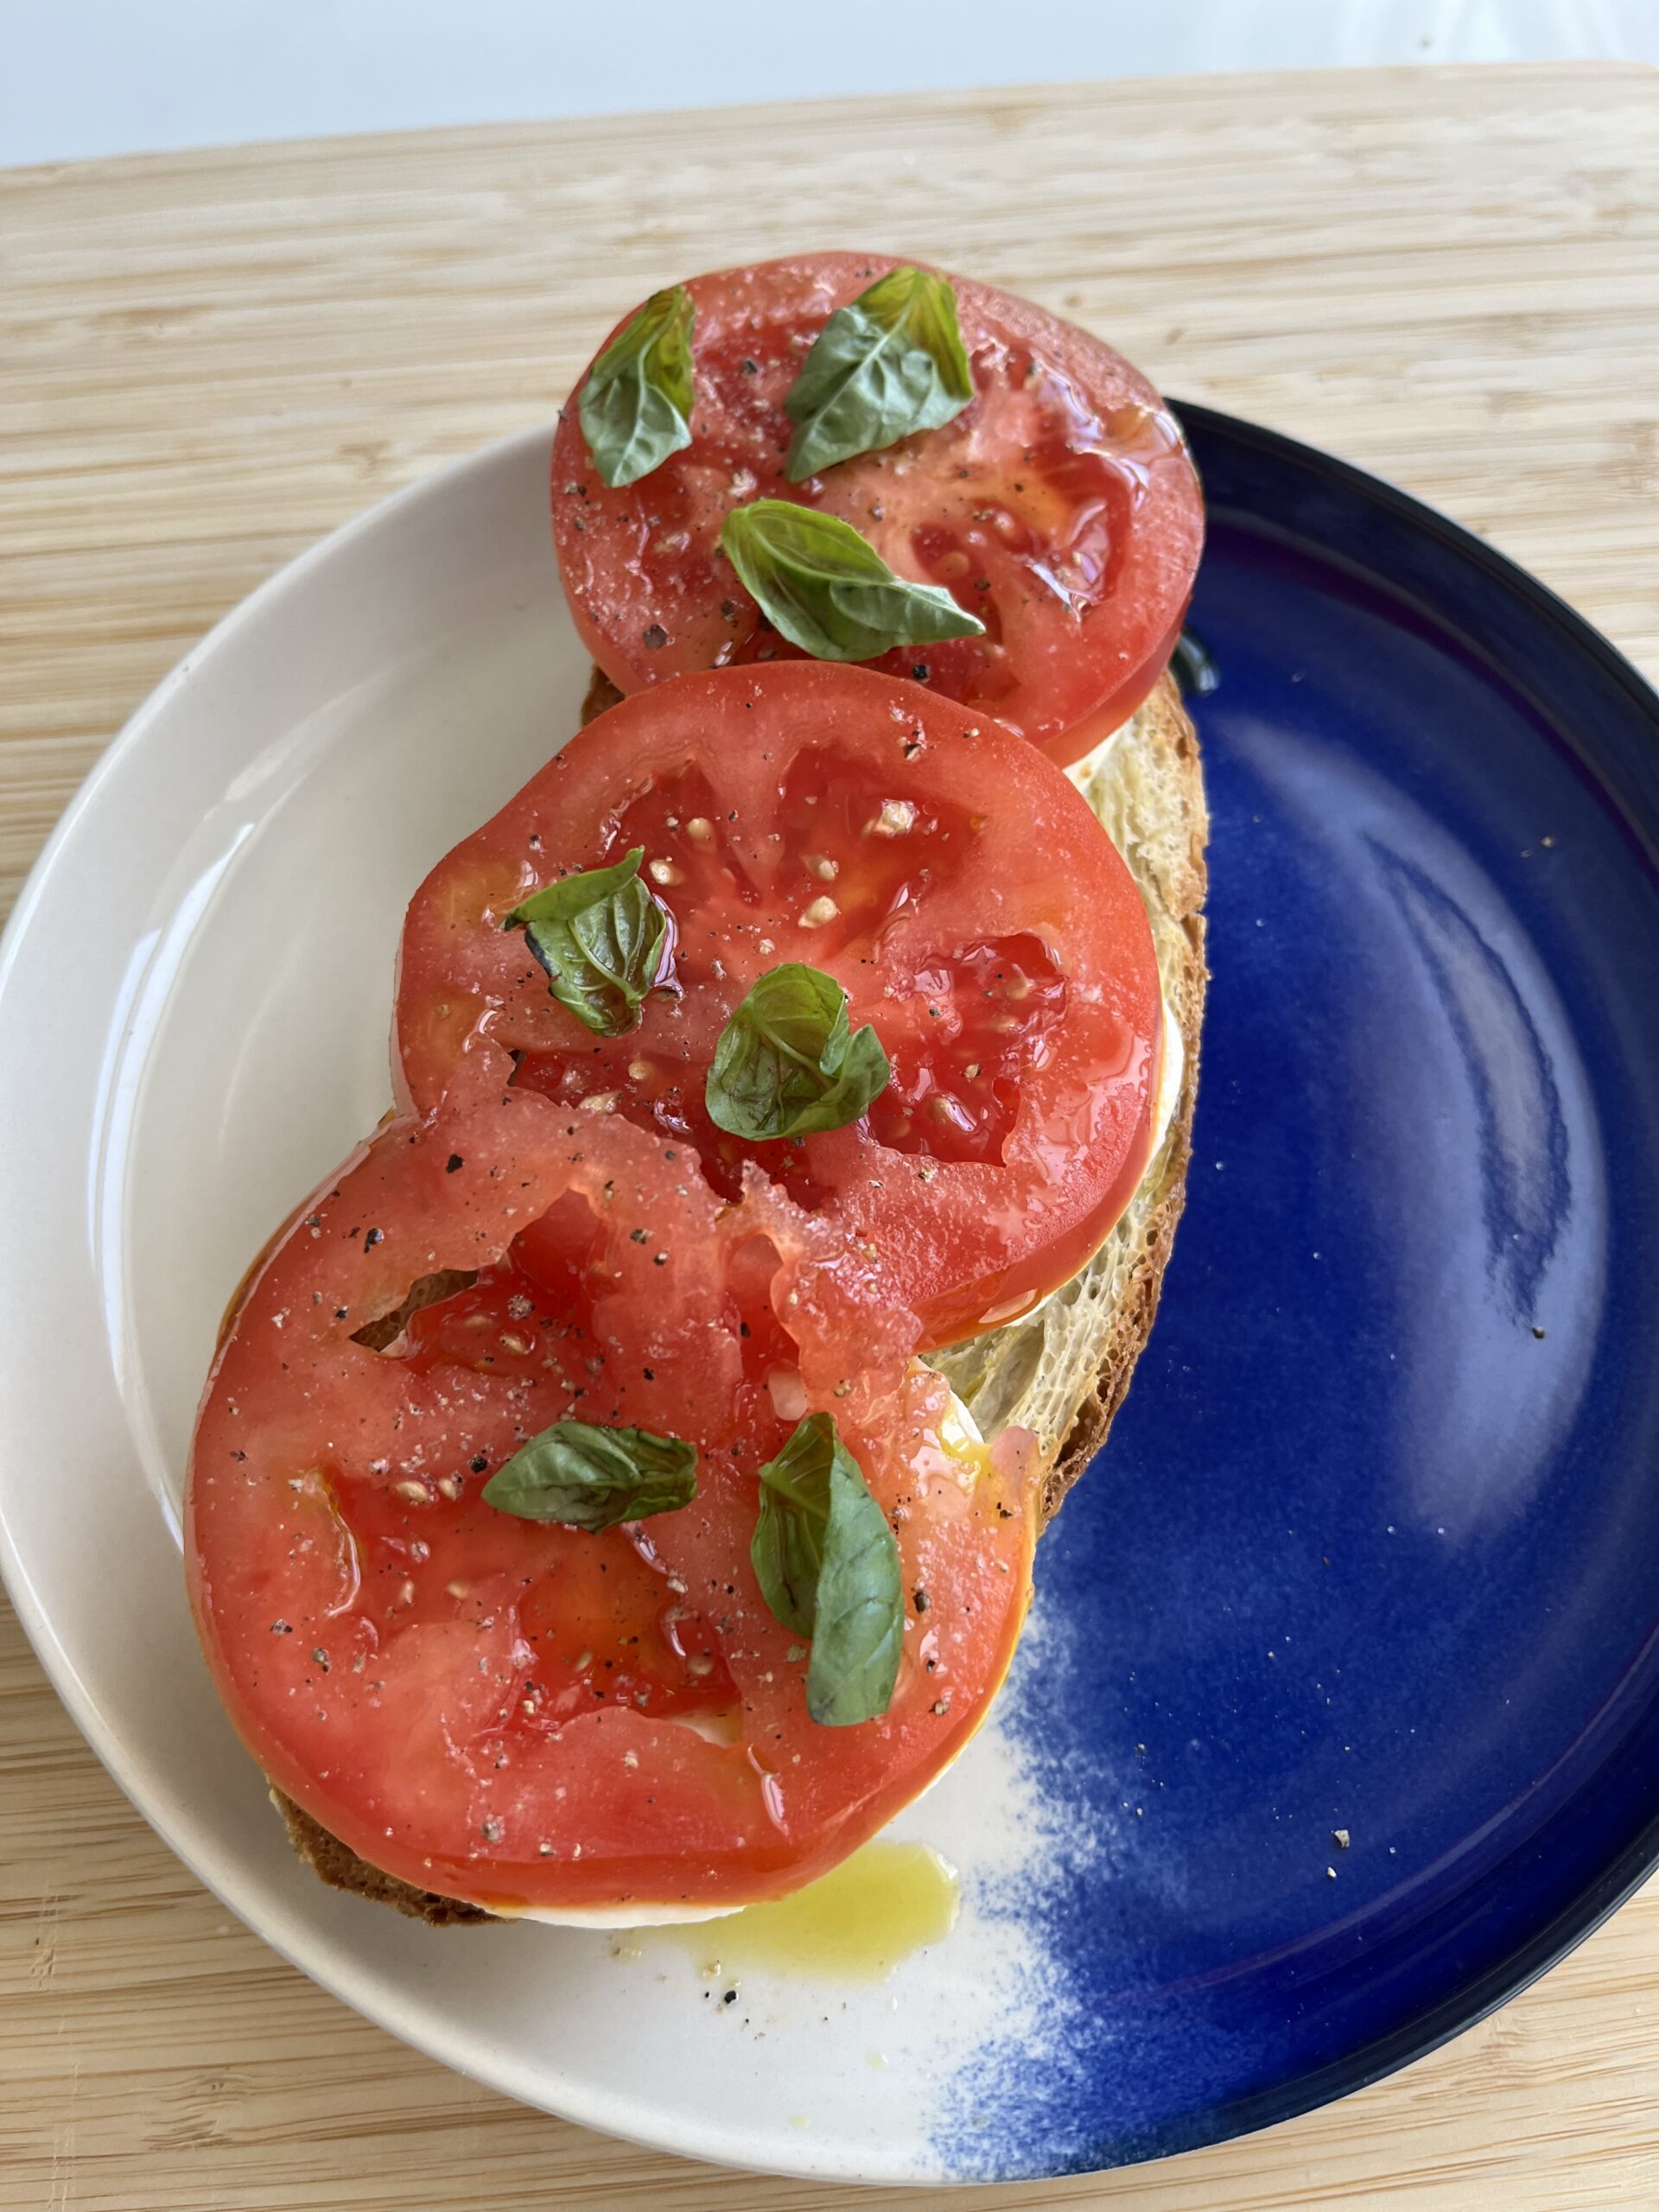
xmin=3 ymin=59 xmax=1658 ymax=2212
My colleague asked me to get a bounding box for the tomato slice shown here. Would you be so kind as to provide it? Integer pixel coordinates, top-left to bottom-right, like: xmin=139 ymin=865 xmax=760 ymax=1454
xmin=393 ymin=663 xmax=1161 ymax=1347
xmin=550 ymin=251 xmax=1204 ymax=767
xmin=187 ymin=1089 xmax=1035 ymax=1913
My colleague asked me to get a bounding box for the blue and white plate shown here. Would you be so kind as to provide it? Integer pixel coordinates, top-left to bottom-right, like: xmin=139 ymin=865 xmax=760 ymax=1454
xmin=1 ymin=406 xmax=1656 ymax=2185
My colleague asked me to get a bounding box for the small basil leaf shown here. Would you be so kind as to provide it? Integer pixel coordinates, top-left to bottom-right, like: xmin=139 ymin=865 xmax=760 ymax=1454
xmin=483 ymin=1418 xmax=696 ymax=1530
xmin=785 ymin=265 xmax=974 ymax=481
xmin=750 ymin=1417 xmax=825 ymax=1639
xmin=705 ymin=963 xmax=890 ymax=1141
xmin=507 ymin=846 xmax=671 ymax=1037
xmin=752 ymin=1413 xmax=903 ymax=1726
xmin=718 ymin=499 xmax=984 ymax=664
xmin=578 ymin=285 xmax=696 ymax=489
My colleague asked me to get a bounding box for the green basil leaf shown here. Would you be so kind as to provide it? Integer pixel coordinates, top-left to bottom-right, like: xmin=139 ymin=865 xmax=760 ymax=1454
xmin=507 ymin=846 xmax=671 ymax=1037
xmin=483 ymin=1418 xmax=696 ymax=1530
xmin=705 ymin=963 xmax=889 ymax=1141
xmin=752 ymin=1413 xmax=903 ymax=1726
xmin=578 ymin=285 xmax=696 ymax=489
xmin=718 ymin=499 xmax=984 ymax=664
xmin=784 ymin=265 xmax=974 ymax=480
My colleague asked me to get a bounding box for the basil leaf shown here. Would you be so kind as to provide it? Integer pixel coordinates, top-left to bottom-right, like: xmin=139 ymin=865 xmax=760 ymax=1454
xmin=578 ymin=285 xmax=696 ymax=489
xmin=507 ymin=846 xmax=670 ymax=1037
xmin=784 ymin=265 xmax=974 ymax=481
xmin=718 ymin=499 xmax=984 ymax=664
xmin=483 ymin=1419 xmax=696 ymax=1530
xmin=752 ymin=1414 xmax=903 ymax=1726
xmin=705 ymin=963 xmax=889 ymax=1141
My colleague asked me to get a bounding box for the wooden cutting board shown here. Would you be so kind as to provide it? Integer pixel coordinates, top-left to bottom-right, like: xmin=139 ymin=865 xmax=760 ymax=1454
xmin=3 ymin=59 xmax=1657 ymax=2212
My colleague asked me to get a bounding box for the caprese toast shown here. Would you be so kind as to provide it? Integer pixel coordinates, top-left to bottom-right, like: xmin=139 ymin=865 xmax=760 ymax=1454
xmin=185 ymin=253 xmax=1208 ymax=1926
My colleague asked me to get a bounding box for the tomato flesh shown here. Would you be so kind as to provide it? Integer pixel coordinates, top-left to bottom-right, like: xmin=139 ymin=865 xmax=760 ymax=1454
xmin=551 ymin=252 xmax=1204 ymax=766
xmin=187 ymin=1089 xmax=1036 ymax=1912
xmin=394 ymin=663 xmax=1162 ymax=1346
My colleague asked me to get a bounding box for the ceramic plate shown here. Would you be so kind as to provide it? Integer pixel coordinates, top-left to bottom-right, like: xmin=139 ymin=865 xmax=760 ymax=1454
xmin=3 ymin=406 xmax=1658 ymax=2186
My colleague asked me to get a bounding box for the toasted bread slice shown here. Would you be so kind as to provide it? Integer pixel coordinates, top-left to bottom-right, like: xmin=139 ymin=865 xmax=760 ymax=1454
xmin=271 ymin=668 xmax=1206 ymax=1920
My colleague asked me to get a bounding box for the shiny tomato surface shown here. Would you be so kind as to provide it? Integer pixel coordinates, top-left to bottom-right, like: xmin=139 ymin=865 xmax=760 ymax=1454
xmin=394 ymin=663 xmax=1162 ymax=1346
xmin=550 ymin=251 xmax=1203 ymax=766
xmin=187 ymin=1090 xmax=1035 ymax=1913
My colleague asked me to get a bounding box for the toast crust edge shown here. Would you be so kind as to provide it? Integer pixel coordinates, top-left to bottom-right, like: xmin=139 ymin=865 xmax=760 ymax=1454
xmin=270 ymin=1789 xmax=493 ymax=1923
xmin=1043 ymin=671 xmax=1207 ymax=1523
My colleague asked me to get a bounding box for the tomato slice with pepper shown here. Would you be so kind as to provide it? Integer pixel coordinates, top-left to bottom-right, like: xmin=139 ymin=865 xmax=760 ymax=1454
xmin=187 ymin=1087 xmax=1035 ymax=1914
xmin=550 ymin=251 xmax=1203 ymax=768
xmin=393 ymin=662 xmax=1161 ymax=1348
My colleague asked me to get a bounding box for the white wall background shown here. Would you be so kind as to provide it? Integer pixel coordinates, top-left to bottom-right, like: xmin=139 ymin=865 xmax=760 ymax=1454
xmin=3 ymin=0 xmax=1656 ymax=167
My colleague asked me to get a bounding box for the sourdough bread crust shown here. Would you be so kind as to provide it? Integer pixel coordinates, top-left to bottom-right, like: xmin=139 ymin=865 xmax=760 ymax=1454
xmin=931 ymin=670 xmax=1208 ymax=1527
xmin=270 ymin=665 xmax=1206 ymax=1918
xmin=1045 ymin=689 xmax=1205 ymax=1518
xmin=271 ymin=1789 xmax=492 ymax=1923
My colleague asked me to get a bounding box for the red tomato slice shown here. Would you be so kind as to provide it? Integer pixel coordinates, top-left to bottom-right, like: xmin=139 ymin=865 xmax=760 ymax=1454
xmin=187 ymin=1089 xmax=1034 ymax=1913
xmin=393 ymin=663 xmax=1161 ymax=1347
xmin=550 ymin=251 xmax=1203 ymax=768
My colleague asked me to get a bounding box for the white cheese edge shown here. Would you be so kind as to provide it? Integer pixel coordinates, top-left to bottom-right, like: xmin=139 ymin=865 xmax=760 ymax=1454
xmin=1073 ymin=712 xmax=1184 ymax=1166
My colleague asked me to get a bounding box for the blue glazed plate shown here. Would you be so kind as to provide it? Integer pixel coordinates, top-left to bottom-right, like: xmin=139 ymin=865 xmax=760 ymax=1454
xmin=949 ymin=402 xmax=1659 ymax=2175
xmin=0 ymin=408 xmax=1655 ymax=2185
